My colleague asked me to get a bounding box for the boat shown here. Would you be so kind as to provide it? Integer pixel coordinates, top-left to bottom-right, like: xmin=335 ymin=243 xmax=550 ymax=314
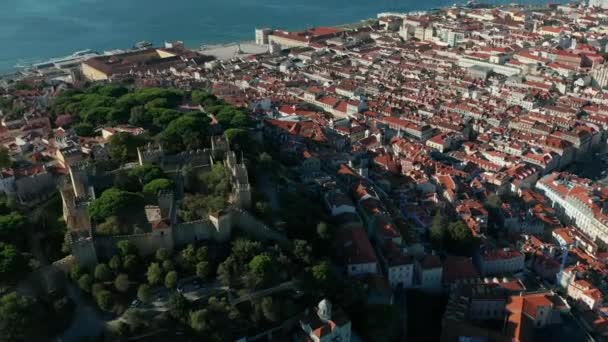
xmin=134 ymin=41 xmax=153 ymax=49
xmin=30 ymin=49 xmax=100 ymax=70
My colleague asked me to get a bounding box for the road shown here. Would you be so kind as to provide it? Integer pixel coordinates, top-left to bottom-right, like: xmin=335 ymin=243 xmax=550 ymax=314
xmin=132 ymin=277 xmax=228 ymax=311
xmin=57 ymin=284 xmax=106 ymax=342
xmin=228 ymin=280 xmax=296 ymax=306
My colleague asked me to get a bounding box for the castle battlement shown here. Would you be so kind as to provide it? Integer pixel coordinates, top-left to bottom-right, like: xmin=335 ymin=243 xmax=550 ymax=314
xmin=66 ymin=143 xmax=260 ymax=268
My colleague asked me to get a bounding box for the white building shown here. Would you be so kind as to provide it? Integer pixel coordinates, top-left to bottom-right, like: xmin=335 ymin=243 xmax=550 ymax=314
xmin=416 ymin=255 xmax=443 ymax=291
xmin=299 ymin=299 xmax=352 ymax=342
xmin=589 ymin=0 xmax=608 ymax=9
xmin=536 ymin=173 xmax=608 ymax=245
xmin=477 ymin=248 xmax=524 ymax=276
xmin=255 ymin=27 xmax=272 ymax=45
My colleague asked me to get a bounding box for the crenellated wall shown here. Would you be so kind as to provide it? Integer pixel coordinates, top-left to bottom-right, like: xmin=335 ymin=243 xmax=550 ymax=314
xmin=94 ymin=228 xmax=175 ymax=260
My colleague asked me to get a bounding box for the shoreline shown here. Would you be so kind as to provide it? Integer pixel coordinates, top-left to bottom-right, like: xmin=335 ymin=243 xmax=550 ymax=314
xmin=1 ymin=15 xmax=380 ymax=78
xmin=0 ymin=1 xmax=560 ymax=78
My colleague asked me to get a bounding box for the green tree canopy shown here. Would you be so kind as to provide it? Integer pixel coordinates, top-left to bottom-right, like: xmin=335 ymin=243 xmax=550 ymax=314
xmin=117 ymin=240 xmax=137 ymax=256
xmin=96 ymin=216 xmax=126 ymax=236
xmin=168 ymin=292 xmax=189 ymax=320
xmin=74 ymin=123 xmax=95 ymax=137
xmin=128 ymin=164 xmax=165 ymax=186
xmin=78 ymin=274 xmax=93 ymax=293
xmin=96 ymin=290 xmax=113 ymax=311
xmin=114 ymin=274 xmax=130 ymax=293
xmin=123 ymin=254 xmax=139 ymax=274
xmin=0 ymin=212 xmax=27 ymax=243
xmin=143 ymin=178 xmax=173 ymax=196
xmin=107 ymin=132 xmax=148 ymax=163
xmin=0 ymin=242 xmax=25 ymax=281
xmin=147 ymin=262 xmax=163 ymax=285
xmin=88 ymin=188 xmax=144 ymax=222
xmin=261 ymin=296 xmax=281 ymax=323
xmin=109 ymin=255 xmax=122 ymax=271
xmin=196 ymin=261 xmax=210 ymax=280
xmin=430 ymin=211 xmax=447 ymax=251
xmin=445 ymin=221 xmax=478 ymax=256
xmin=94 ymin=263 xmax=113 ymax=282
xmin=137 ymin=284 xmax=151 ymax=304
xmin=316 ymin=222 xmax=333 ymax=241
xmin=155 ymin=248 xmax=170 ymax=262
xmin=0 ymin=292 xmax=38 ymax=341
xmin=165 ymin=271 xmax=178 ymax=289
xmin=158 ymin=113 xmax=210 ymax=153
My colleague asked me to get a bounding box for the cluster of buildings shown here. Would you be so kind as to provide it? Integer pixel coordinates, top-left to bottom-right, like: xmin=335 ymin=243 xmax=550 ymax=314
xmin=4 ymin=1 xmax=608 ymax=341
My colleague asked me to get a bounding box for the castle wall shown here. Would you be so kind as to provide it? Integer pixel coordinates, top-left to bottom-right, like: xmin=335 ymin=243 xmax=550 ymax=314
xmin=230 ymin=209 xmax=289 ymax=246
xmin=173 ymin=219 xmax=230 ymax=246
xmin=71 ymin=238 xmax=98 ymax=268
xmin=94 ymin=230 xmax=174 ymax=260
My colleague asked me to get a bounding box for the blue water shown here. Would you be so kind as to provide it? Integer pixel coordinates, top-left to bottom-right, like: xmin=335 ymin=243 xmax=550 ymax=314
xmin=0 ymin=0 xmax=556 ymax=73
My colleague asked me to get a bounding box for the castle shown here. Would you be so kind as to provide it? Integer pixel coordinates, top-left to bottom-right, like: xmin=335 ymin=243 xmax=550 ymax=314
xmin=60 ymin=137 xmax=283 ymax=268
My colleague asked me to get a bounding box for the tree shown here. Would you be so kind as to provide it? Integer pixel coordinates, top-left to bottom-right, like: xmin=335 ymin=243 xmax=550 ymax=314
xmin=114 ymin=171 xmax=140 ymax=192
xmin=88 ymin=188 xmax=144 ymax=222
xmin=430 ymin=211 xmax=447 ymax=251
xmin=143 ymin=178 xmax=173 ymax=196
xmin=74 ymin=123 xmax=95 ymax=137
xmin=0 ymin=147 xmax=11 ymax=169
xmin=293 ymin=240 xmax=313 ymax=265
xmin=96 ymin=290 xmax=113 ymax=311
xmin=191 ymin=91 xmax=217 ymax=106
xmin=109 ymin=255 xmax=122 ymax=271
xmin=114 ymin=274 xmax=130 ymax=293
xmin=217 ymin=256 xmax=238 ymax=287
xmin=107 ymin=132 xmax=147 ymax=162
xmin=96 ymin=216 xmax=123 ymax=236
xmin=128 ymin=164 xmax=165 ymax=186
xmin=303 ymin=261 xmax=336 ymax=294
xmin=91 ymin=283 xmax=105 ymax=297
xmin=70 ymin=264 xmax=84 ymax=281
xmin=0 ymin=212 xmax=27 ymax=243
xmin=232 ymin=239 xmax=262 ymax=263
xmin=162 ymin=259 xmax=174 ymax=272
xmin=137 ymin=284 xmax=151 ymax=304
xmin=249 ymin=254 xmax=272 ymax=275
xmin=316 ymin=222 xmax=332 ymax=241
xmin=0 ymin=242 xmax=25 ymax=280
xmin=78 ymin=274 xmax=93 ymax=293
xmin=94 ymin=263 xmax=113 ymax=282
xmin=446 ymin=221 xmax=478 ymax=256
xmin=248 ymin=254 xmax=274 ymax=287
xmin=147 ymin=262 xmax=163 ymax=285
xmin=158 ymin=113 xmax=210 ymax=152
xmin=224 ymin=128 xmax=247 ymax=142
xmin=117 ymin=240 xmax=137 ymax=256
xmin=255 ymin=201 xmax=272 ymax=221
xmin=123 ymin=254 xmax=139 ymax=274
xmin=196 ymin=261 xmax=210 ymax=280
xmin=180 ymin=244 xmax=197 ymax=271
xmin=168 ymin=292 xmax=188 ymax=320
xmin=0 ymin=292 xmax=37 ymax=341
xmin=165 ymin=271 xmax=178 ymax=289
xmin=261 ymin=297 xmax=281 ymax=322
xmin=196 ymin=246 xmax=209 ymax=262
xmin=190 ymin=309 xmax=207 ymax=332
xmin=155 ymin=248 xmax=170 ymax=262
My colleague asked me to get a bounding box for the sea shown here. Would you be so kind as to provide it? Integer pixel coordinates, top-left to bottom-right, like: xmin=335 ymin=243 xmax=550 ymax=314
xmin=0 ymin=0 xmax=562 ymax=74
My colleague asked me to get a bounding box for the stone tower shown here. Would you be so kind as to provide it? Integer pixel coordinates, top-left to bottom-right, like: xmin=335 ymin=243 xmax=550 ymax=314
xmin=137 ymin=143 xmax=164 ymax=166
